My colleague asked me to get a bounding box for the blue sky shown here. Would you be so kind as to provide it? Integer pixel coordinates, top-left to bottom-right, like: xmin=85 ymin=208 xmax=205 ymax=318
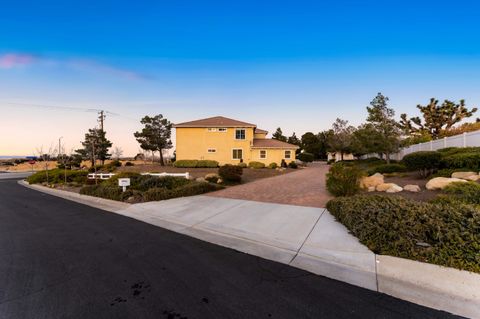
xmin=1 ymin=1 xmax=480 ymax=155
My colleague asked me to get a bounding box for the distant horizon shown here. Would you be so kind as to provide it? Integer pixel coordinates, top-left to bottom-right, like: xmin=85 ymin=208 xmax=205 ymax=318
xmin=2 ymin=1 xmax=480 ymax=156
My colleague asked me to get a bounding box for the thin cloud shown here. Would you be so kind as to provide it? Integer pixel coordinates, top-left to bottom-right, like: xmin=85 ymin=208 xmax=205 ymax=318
xmin=0 ymin=52 xmax=152 ymax=80
xmin=0 ymin=53 xmax=37 ymax=68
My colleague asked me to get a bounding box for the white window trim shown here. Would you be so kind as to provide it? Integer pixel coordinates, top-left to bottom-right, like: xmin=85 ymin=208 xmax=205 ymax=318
xmin=259 ymin=150 xmax=267 ymax=159
xmin=284 ymin=150 xmax=292 ymax=159
xmin=234 ymin=128 xmax=246 ymax=140
xmin=207 ymin=148 xmax=216 ymax=153
xmin=232 ymin=148 xmax=243 ymax=160
xmin=207 ymin=128 xmax=217 ymax=132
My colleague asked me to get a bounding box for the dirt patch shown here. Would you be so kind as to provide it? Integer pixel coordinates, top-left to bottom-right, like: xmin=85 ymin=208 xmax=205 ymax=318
xmin=366 ymin=172 xmax=440 ymax=202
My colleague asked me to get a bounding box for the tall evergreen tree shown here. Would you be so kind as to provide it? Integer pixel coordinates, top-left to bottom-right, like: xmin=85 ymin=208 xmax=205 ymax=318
xmin=366 ymin=93 xmax=400 ymax=163
xmin=134 ymin=114 xmax=172 ymax=166
xmin=272 ymin=127 xmax=287 ymax=142
xmin=76 ymin=128 xmax=112 ymax=166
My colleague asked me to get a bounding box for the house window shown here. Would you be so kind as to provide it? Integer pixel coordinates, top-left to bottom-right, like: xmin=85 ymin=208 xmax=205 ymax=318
xmin=207 ymin=148 xmax=216 ymax=153
xmin=260 ymin=150 xmax=267 ymax=159
xmin=207 ymin=128 xmax=217 ymax=132
xmin=232 ymin=149 xmax=243 ymax=160
xmin=218 ymin=128 xmax=227 ymax=132
xmin=235 ymin=129 xmax=246 ymax=140
xmin=285 ymin=150 xmax=291 ymax=159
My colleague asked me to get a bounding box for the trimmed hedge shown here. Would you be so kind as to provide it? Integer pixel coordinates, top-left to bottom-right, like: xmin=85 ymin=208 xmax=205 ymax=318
xmin=402 ymin=151 xmax=442 ymax=177
xmin=441 ymin=152 xmax=480 ymax=170
xmin=173 ymin=159 xmax=219 ymax=168
xmin=268 ymin=162 xmax=278 ymax=169
xmin=27 ymin=169 xmax=88 ymax=185
xmin=288 ymin=161 xmax=298 ymax=169
xmin=142 ymin=182 xmax=224 ymax=201
xmin=326 ymin=195 xmax=480 ymax=273
xmin=173 ymin=160 xmax=198 ymax=168
xmin=218 ymin=164 xmax=243 ymax=183
xmin=326 ymin=163 xmax=364 ymax=196
xmin=237 ymin=162 xmax=247 ymax=168
xmin=430 ymin=168 xmax=473 ymax=178
xmin=441 ymin=181 xmax=480 ymax=205
xmin=368 ymin=163 xmax=406 ymax=175
xmin=297 ymin=152 xmax=314 ymax=163
xmin=248 ymin=161 xmax=265 ymax=169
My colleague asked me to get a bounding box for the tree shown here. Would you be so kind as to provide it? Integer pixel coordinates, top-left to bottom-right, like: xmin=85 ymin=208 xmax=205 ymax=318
xmin=366 ymin=93 xmax=401 ymax=163
xmin=350 ymin=124 xmax=383 ymax=157
xmin=112 ymin=146 xmax=123 ymax=160
xmin=326 ymin=118 xmax=356 ymax=161
xmin=76 ymin=128 xmax=112 ymax=166
xmin=300 ymin=132 xmax=327 ymax=159
xmin=35 ymin=144 xmax=55 ymax=185
xmin=287 ymin=132 xmax=301 ymax=154
xmin=272 ymin=127 xmax=287 ymax=142
xmin=400 ymin=98 xmax=477 ymax=139
xmin=134 ymin=114 xmax=172 ymax=166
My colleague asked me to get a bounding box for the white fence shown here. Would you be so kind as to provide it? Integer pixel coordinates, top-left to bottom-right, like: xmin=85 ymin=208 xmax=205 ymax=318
xmin=88 ymin=172 xmax=189 ymax=180
xmin=397 ymin=130 xmax=480 ymax=160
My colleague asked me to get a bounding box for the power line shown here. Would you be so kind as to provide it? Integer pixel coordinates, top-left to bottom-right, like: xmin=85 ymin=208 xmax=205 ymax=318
xmin=1 ymin=102 xmax=119 ymax=116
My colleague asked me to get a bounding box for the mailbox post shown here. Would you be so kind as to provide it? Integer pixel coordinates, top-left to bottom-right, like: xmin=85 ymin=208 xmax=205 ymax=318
xmin=118 ymin=178 xmax=130 ymax=192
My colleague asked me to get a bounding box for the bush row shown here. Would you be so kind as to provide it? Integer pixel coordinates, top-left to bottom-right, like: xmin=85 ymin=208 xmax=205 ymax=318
xmin=173 ymin=160 xmax=219 ymax=168
xmin=326 ymin=195 xmax=480 ymax=273
xmin=27 ymin=169 xmax=88 ymax=185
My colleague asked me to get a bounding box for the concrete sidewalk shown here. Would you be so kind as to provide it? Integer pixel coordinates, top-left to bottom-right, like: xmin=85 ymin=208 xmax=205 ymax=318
xmin=117 ymin=196 xmax=378 ymax=291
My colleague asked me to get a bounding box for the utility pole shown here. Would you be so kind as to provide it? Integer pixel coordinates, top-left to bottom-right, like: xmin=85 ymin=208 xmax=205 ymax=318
xmin=98 ymin=110 xmax=105 ymax=132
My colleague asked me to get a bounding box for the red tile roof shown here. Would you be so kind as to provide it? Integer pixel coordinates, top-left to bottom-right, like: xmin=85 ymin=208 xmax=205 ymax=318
xmin=173 ymin=116 xmax=256 ymax=128
xmin=252 ymin=139 xmax=299 ymax=149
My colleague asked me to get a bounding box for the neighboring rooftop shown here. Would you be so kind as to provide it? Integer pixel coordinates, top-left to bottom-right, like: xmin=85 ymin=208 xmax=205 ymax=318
xmin=255 ymin=128 xmax=268 ymax=134
xmin=173 ymin=116 xmax=256 ymax=128
xmin=252 ymin=139 xmax=299 ymax=149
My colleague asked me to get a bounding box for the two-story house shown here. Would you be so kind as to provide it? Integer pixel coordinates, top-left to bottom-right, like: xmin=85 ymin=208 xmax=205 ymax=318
xmin=173 ymin=116 xmax=299 ymax=165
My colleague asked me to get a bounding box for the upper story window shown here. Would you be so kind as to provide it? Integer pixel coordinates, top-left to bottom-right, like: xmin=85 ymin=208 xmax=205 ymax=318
xmin=207 ymin=148 xmax=216 ymax=153
xmin=218 ymin=128 xmax=227 ymax=132
xmin=235 ymin=129 xmax=246 ymax=140
xmin=284 ymin=150 xmax=291 ymax=159
xmin=207 ymin=128 xmax=217 ymax=132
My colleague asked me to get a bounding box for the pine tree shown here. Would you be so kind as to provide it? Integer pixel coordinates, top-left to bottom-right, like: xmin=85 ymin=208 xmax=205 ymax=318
xmin=134 ymin=114 xmax=173 ymax=166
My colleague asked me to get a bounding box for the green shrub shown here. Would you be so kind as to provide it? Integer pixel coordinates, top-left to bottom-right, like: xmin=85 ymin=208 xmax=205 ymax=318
xmin=441 ymin=152 xmax=480 ymax=170
xmin=326 ymin=163 xmax=364 ymax=196
xmin=143 ymin=182 xmax=224 ymax=201
xmin=402 ymin=151 xmax=442 ymax=177
xmin=288 ymin=161 xmax=298 ymax=169
xmin=173 ymin=160 xmax=198 ymax=168
xmin=297 ymin=152 xmax=314 ymax=163
xmin=368 ymin=163 xmax=406 ymax=175
xmin=219 ymin=164 xmax=243 ymax=183
xmin=204 ymin=174 xmax=220 ymax=183
xmin=124 ymin=161 xmax=135 ymax=166
xmin=136 ymin=176 xmax=190 ymax=191
xmin=326 ymin=195 xmax=480 ymax=273
xmin=248 ymin=161 xmax=265 ymax=169
xmin=27 ymin=169 xmax=88 ymax=185
xmin=268 ymin=162 xmax=278 ymax=169
xmin=196 ymin=160 xmax=219 ymax=168
xmin=281 ymin=159 xmax=287 ymax=168
xmin=103 ymin=172 xmax=144 ymax=188
xmin=237 ymin=162 xmax=247 ymax=168
xmin=437 ymin=147 xmax=480 ymax=156
xmin=441 ymin=182 xmax=480 ymax=205
xmin=80 ymin=184 xmax=123 ymax=201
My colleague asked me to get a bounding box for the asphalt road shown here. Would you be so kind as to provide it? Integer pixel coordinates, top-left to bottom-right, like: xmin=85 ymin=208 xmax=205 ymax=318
xmin=0 ymin=178 xmax=461 ymax=319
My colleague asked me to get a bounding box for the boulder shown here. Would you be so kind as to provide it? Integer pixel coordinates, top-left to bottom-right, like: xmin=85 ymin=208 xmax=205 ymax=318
xmin=195 ymin=177 xmax=206 ymax=182
xmin=451 ymin=171 xmax=478 ymax=180
xmin=426 ymin=177 xmax=467 ymax=190
xmin=367 ymin=186 xmax=376 ymax=192
xmin=386 ymin=184 xmax=403 ymax=193
xmin=466 ymin=175 xmax=480 ymax=181
xmin=376 ymin=183 xmax=398 ymax=192
xmin=360 ymin=173 xmax=384 ymax=189
xmin=403 ymin=184 xmax=421 ymax=192
xmin=217 ymin=178 xmax=223 ymax=184
xmin=205 ymin=173 xmax=220 ymax=182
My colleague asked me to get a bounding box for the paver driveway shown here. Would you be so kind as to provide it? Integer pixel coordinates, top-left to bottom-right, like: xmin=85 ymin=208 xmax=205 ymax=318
xmin=209 ymin=162 xmax=332 ymax=207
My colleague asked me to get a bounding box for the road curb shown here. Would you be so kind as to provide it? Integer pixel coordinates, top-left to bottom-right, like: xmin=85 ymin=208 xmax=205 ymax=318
xmin=18 ymin=180 xmax=130 ymax=212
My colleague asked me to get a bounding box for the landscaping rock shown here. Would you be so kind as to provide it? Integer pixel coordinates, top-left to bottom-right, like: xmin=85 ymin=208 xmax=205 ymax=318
xmin=426 ymin=177 xmax=467 ymax=190
xmin=360 ymin=173 xmax=384 ymax=189
xmin=195 ymin=177 xmax=206 ymax=182
xmin=205 ymin=173 xmax=220 ymax=183
xmin=403 ymin=184 xmax=421 ymax=192
xmin=376 ymin=183 xmax=402 ymax=192
xmin=367 ymin=186 xmax=376 ymax=192
xmin=217 ymin=178 xmax=223 ymax=184
xmin=451 ymin=171 xmax=478 ymax=180
xmin=386 ymin=184 xmax=403 ymax=193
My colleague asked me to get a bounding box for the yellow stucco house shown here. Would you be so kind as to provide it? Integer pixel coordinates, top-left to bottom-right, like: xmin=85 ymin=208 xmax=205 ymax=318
xmin=173 ymin=116 xmax=299 ymax=165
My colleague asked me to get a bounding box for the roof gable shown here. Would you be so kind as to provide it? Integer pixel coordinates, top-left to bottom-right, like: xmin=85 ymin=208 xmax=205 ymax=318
xmin=174 ymin=116 xmax=256 ymax=128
